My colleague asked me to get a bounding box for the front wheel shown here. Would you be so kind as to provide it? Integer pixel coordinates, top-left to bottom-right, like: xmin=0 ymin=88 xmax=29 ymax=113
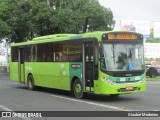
xmin=72 ymin=79 xmax=84 ymax=99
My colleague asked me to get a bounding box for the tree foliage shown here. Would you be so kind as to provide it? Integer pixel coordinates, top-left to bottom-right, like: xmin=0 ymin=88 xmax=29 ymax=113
xmin=0 ymin=0 xmax=115 ymax=43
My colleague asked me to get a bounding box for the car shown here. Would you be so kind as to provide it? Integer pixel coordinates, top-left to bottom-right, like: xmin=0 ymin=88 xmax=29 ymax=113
xmin=146 ymin=66 xmax=160 ymax=78
xmin=145 ymin=64 xmax=152 ymax=69
xmin=145 ymin=63 xmax=152 ymax=69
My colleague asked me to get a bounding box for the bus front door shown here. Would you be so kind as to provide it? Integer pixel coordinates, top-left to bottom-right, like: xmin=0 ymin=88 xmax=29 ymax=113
xmin=84 ymin=42 xmax=94 ymax=92
xmin=18 ymin=48 xmax=25 ymax=83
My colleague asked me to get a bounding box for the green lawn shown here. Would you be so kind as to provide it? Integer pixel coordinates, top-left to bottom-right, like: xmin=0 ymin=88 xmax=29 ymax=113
xmin=146 ymin=77 xmax=160 ymax=81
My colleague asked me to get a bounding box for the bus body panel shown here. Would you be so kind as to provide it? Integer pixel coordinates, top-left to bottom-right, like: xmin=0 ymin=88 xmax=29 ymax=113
xmin=10 ymin=31 xmax=146 ymax=97
xmin=10 ymin=62 xmax=19 ymax=82
xmin=94 ymin=68 xmax=146 ymax=94
xmin=24 ymin=62 xmax=71 ymax=90
xmin=10 ymin=62 xmax=83 ymax=91
xmin=94 ymin=79 xmax=146 ymax=95
xmin=69 ymin=62 xmax=83 ymax=83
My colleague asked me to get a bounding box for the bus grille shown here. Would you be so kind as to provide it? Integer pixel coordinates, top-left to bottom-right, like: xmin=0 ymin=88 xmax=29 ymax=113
xmin=116 ymin=80 xmax=140 ymax=84
xmin=111 ymin=71 xmax=145 ymax=77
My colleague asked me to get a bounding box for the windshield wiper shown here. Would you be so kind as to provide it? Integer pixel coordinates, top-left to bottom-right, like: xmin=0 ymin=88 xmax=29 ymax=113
xmin=112 ymin=44 xmax=116 ymax=65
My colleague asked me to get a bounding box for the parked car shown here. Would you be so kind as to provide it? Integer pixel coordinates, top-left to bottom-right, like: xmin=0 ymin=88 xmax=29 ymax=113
xmin=146 ymin=66 xmax=160 ymax=78
xmin=145 ymin=62 xmax=153 ymax=69
xmin=145 ymin=64 xmax=152 ymax=69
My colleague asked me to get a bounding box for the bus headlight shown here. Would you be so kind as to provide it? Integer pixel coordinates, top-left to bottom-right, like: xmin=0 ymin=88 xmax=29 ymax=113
xmin=105 ymin=79 xmax=116 ymax=85
xmin=139 ymin=78 xmax=145 ymax=83
xmin=100 ymin=77 xmax=116 ymax=85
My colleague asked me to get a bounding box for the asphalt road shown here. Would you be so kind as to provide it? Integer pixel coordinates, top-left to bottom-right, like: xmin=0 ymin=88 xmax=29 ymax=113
xmin=0 ymin=74 xmax=160 ymax=120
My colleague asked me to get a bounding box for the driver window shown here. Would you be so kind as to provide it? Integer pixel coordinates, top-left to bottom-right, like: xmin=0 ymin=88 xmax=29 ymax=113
xmin=100 ymin=45 xmax=106 ymax=70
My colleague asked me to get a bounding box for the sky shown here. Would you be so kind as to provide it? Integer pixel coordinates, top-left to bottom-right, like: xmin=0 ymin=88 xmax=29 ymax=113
xmin=98 ymin=0 xmax=160 ymax=30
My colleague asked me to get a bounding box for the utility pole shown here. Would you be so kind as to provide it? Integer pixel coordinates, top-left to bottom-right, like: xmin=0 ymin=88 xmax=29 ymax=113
xmin=5 ymin=41 xmax=9 ymax=73
xmin=83 ymin=17 xmax=89 ymax=33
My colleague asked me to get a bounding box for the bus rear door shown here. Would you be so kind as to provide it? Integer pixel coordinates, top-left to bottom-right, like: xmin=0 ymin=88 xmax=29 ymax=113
xmin=18 ymin=48 xmax=25 ymax=83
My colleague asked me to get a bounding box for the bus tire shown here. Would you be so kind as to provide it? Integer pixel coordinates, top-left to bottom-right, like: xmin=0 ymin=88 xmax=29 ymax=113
xmin=27 ymin=75 xmax=35 ymax=91
xmin=72 ymin=79 xmax=84 ymax=99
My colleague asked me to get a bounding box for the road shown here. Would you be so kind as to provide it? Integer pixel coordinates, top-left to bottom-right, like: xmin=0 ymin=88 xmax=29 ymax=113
xmin=0 ymin=74 xmax=160 ymax=120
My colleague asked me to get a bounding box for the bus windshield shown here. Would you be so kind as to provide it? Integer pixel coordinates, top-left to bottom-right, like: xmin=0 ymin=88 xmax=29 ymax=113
xmin=101 ymin=43 xmax=144 ymax=71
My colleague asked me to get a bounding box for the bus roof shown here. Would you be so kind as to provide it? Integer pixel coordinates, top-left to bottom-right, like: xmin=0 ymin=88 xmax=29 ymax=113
xmin=11 ymin=31 xmax=142 ymax=47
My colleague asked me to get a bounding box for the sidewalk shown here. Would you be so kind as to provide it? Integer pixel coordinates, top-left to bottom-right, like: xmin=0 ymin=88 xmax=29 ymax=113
xmin=0 ymin=72 xmax=9 ymax=77
xmin=147 ymin=80 xmax=160 ymax=85
xmin=0 ymin=66 xmax=7 ymax=73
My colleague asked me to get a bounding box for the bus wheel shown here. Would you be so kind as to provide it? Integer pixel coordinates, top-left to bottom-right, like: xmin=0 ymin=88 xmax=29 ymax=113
xmin=27 ymin=75 xmax=35 ymax=91
xmin=73 ymin=79 xmax=83 ymax=99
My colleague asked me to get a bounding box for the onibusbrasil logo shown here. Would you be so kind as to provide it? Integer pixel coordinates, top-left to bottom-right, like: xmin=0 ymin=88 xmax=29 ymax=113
xmin=1 ymin=112 xmax=42 ymax=118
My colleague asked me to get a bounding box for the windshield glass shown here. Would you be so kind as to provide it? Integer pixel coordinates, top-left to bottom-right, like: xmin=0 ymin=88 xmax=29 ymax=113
xmin=101 ymin=43 xmax=144 ymax=71
xmin=154 ymin=67 xmax=160 ymax=70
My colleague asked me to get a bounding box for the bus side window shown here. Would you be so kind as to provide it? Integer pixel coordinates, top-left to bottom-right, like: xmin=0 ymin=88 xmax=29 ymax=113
xmin=31 ymin=45 xmax=37 ymax=62
xmin=11 ymin=47 xmax=18 ymax=62
xmin=54 ymin=43 xmax=60 ymax=62
xmin=67 ymin=40 xmax=82 ymax=62
xmin=25 ymin=46 xmax=31 ymax=62
xmin=100 ymin=44 xmax=106 ymax=70
xmin=55 ymin=52 xmax=60 ymax=61
xmin=53 ymin=43 xmax=67 ymax=62
xmin=43 ymin=43 xmax=54 ymax=62
xmin=37 ymin=44 xmax=43 ymax=62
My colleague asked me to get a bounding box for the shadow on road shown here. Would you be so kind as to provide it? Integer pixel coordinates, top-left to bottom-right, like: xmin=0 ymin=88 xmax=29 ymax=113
xmin=1 ymin=74 xmax=140 ymax=103
xmin=11 ymin=83 xmax=140 ymax=103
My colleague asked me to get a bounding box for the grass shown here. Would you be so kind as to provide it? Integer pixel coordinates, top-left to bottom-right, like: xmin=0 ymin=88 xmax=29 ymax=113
xmin=146 ymin=77 xmax=160 ymax=81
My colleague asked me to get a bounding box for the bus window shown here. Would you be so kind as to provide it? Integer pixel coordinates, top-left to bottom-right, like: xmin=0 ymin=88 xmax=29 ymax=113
xmin=25 ymin=46 xmax=31 ymax=62
xmin=67 ymin=40 xmax=82 ymax=62
xmin=43 ymin=43 xmax=54 ymax=62
xmin=31 ymin=45 xmax=37 ymax=62
xmin=54 ymin=43 xmax=67 ymax=62
xmin=37 ymin=44 xmax=44 ymax=62
xmin=11 ymin=47 xmax=18 ymax=62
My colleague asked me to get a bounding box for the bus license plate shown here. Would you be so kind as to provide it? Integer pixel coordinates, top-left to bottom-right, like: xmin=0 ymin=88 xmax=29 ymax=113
xmin=126 ymin=86 xmax=133 ymax=90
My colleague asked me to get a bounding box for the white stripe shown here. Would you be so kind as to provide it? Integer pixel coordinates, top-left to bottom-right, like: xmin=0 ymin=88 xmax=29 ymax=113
xmin=51 ymin=95 xmax=137 ymax=111
xmin=0 ymin=105 xmax=32 ymax=120
xmin=0 ymin=105 xmax=12 ymax=111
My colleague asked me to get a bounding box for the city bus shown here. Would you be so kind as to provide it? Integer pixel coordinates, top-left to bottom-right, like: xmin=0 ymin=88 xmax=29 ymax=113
xmin=10 ymin=31 xmax=146 ymax=98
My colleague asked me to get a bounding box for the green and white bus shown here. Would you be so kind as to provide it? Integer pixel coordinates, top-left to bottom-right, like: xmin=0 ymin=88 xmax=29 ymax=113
xmin=10 ymin=31 xmax=146 ymax=98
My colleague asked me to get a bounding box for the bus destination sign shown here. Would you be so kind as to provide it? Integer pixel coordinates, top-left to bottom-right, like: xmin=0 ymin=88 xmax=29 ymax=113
xmin=108 ymin=33 xmax=137 ymax=40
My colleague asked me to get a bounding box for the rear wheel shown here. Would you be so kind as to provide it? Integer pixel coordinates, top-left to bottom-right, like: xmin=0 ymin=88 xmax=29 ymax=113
xmin=72 ymin=79 xmax=84 ymax=99
xmin=27 ymin=75 xmax=35 ymax=90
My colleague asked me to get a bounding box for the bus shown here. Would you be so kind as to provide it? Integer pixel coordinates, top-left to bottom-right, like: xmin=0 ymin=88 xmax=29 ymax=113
xmin=10 ymin=31 xmax=146 ymax=98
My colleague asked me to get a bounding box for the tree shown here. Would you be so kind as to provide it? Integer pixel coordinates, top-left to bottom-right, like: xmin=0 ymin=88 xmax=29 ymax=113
xmin=0 ymin=0 xmax=54 ymax=42
xmin=0 ymin=0 xmax=115 ymax=43
xmin=50 ymin=0 xmax=115 ymax=33
xmin=0 ymin=0 xmax=31 ymax=42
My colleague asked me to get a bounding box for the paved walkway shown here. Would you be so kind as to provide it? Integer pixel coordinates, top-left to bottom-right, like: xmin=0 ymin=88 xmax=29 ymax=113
xmin=147 ymin=81 xmax=160 ymax=85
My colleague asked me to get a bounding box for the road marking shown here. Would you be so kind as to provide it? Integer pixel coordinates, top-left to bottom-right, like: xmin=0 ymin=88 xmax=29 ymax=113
xmin=0 ymin=105 xmax=12 ymax=111
xmin=0 ymin=105 xmax=32 ymax=120
xmin=51 ymin=95 xmax=137 ymax=111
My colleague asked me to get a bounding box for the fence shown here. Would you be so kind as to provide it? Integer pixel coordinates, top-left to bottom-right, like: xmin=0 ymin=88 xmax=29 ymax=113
xmin=0 ymin=39 xmax=10 ymax=73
